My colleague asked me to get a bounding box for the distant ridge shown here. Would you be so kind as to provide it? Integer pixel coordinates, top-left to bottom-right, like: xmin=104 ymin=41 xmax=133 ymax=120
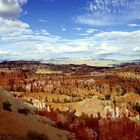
xmin=0 ymin=59 xmax=139 ymax=68
xmin=1 ymin=60 xmax=41 ymax=65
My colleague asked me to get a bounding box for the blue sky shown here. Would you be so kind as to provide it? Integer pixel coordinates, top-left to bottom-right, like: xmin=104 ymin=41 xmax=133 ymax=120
xmin=0 ymin=0 xmax=140 ymax=60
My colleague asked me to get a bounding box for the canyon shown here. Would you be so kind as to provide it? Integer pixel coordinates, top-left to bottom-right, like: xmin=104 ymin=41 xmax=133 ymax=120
xmin=0 ymin=60 xmax=140 ymax=140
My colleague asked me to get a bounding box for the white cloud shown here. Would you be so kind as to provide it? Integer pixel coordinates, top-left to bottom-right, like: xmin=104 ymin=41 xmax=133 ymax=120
xmin=1 ymin=27 xmax=140 ymax=60
xmin=128 ymin=24 xmax=140 ymax=27
xmin=133 ymin=47 xmax=140 ymax=52
xmin=75 ymin=0 xmax=140 ymax=26
xmin=75 ymin=16 xmax=96 ymax=26
xmin=86 ymin=28 xmax=98 ymax=34
xmin=0 ymin=50 xmax=12 ymax=55
xmin=0 ymin=0 xmax=139 ymax=60
xmin=38 ymin=19 xmax=48 ymax=23
xmin=0 ymin=17 xmax=32 ymax=39
xmin=62 ymin=28 xmax=66 ymax=32
xmin=75 ymin=27 xmax=82 ymax=31
xmin=18 ymin=0 xmax=28 ymax=5
xmin=79 ymin=33 xmax=89 ymax=36
xmin=0 ymin=0 xmax=27 ymax=18
xmin=78 ymin=28 xmax=99 ymax=36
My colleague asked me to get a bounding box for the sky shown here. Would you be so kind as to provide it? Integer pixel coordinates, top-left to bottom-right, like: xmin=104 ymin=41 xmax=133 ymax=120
xmin=0 ymin=0 xmax=140 ymax=60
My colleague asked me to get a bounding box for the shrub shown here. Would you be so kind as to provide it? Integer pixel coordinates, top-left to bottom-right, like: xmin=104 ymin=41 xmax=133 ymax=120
xmin=16 ymin=87 xmax=23 ymax=92
xmin=17 ymin=108 xmax=30 ymax=115
xmin=133 ymin=103 xmax=140 ymax=113
xmin=76 ymin=98 xmax=83 ymax=102
xmin=22 ymin=131 xmax=48 ymax=140
xmin=65 ymin=98 xmax=71 ymax=103
xmin=120 ymin=87 xmax=127 ymax=96
xmin=105 ymin=94 xmax=111 ymax=100
xmin=3 ymin=101 xmax=12 ymax=111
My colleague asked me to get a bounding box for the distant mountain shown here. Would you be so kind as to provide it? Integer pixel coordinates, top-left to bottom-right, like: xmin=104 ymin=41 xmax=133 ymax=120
xmin=42 ymin=58 xmax=125 ymax=67
xmin=112 ymin=60 xmax=140 ymax=67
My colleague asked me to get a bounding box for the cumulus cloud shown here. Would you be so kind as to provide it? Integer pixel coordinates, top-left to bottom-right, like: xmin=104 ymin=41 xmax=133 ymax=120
xmin=0 ymin=0 xmax=27 ymax=18
xmin=0 ymin=16 xmax=61 ymax=58
xmin=0 ymin=17 xmax=32 ymax=39
xmin=75 ymin=0 xmax=140 ymax=25
xmin=0 ymin=24 xmax=140 ymax=60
